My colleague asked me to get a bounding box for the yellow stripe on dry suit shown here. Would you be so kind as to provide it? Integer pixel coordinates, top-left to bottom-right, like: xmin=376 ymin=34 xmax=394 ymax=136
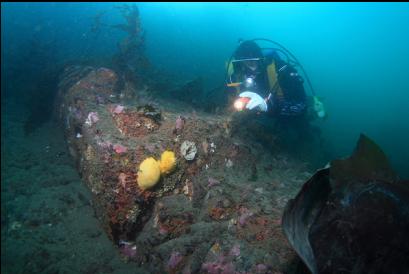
xmin=227 ymin=61 xmax=234 ymax=77
xmin=266 ymin=62 xmax=283 ymax=99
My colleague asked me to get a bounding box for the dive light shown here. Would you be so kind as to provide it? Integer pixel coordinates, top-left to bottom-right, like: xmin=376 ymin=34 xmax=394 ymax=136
xmin=233 ymin=97 xmax=251 ymax=111
xmin=244 ymin=77 xmax=254 ymax=88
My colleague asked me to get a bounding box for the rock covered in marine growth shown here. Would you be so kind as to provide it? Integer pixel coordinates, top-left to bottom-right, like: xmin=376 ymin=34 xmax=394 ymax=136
xmin=56 ymin=65 xmax=312 ymax=274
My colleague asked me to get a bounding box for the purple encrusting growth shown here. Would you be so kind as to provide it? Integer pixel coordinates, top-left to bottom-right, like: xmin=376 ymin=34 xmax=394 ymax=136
xmin=119 ymin=241 xmax=138 ymax=258
xmin=167 ymin=251 xmax=184 ymax=270
xmin=174 ymin=115 xmax=185 ymax=134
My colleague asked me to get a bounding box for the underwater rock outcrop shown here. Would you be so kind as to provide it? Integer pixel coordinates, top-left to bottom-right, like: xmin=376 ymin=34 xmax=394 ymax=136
xmin=282 ymin=134 xmax=409 ymax=274
xmin=56 ymin=65 xmax=316 ymax=273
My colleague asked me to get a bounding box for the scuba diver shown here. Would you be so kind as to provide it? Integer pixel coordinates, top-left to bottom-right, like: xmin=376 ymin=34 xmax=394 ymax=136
xmin=225 ymin=38 xmax=326 ymax=149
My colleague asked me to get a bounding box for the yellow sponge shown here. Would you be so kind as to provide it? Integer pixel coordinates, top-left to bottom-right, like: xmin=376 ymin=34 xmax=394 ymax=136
xmin=137 ymin=157 xmax=161 ymax=190
xmin=158 ymin=150 xmax=176 ymax=175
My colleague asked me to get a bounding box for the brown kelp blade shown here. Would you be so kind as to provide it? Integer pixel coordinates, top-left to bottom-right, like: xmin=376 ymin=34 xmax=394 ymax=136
xmin=330 ymin=133 xmax=398 ymax=190
xmin=282 ymin=134 xmax=409 ymax=274
xmin=282 ymin=168 xmax=330 ymax=274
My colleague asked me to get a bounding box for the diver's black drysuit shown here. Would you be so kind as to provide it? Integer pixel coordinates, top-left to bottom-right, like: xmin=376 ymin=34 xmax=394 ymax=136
xmin=227 ymin=40 xmax=317 ymax=147
xmin=228 ymin=40 xmax=307 ymax=117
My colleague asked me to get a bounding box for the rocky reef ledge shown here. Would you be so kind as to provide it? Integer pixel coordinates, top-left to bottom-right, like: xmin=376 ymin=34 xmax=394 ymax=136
xmin=55 ymin=66 xmax=314 ymax=273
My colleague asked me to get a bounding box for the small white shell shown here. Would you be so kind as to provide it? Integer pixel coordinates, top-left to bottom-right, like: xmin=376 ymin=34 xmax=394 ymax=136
xmin=180 ymin=140 xmax=197 ymax=161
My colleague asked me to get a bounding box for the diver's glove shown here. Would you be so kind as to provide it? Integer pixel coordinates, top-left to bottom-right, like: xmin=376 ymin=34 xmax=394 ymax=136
xmin=239 ymin=91 xmax=268 ymax=112
xmin=313 ymin=96 xmax=326 ymax=118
